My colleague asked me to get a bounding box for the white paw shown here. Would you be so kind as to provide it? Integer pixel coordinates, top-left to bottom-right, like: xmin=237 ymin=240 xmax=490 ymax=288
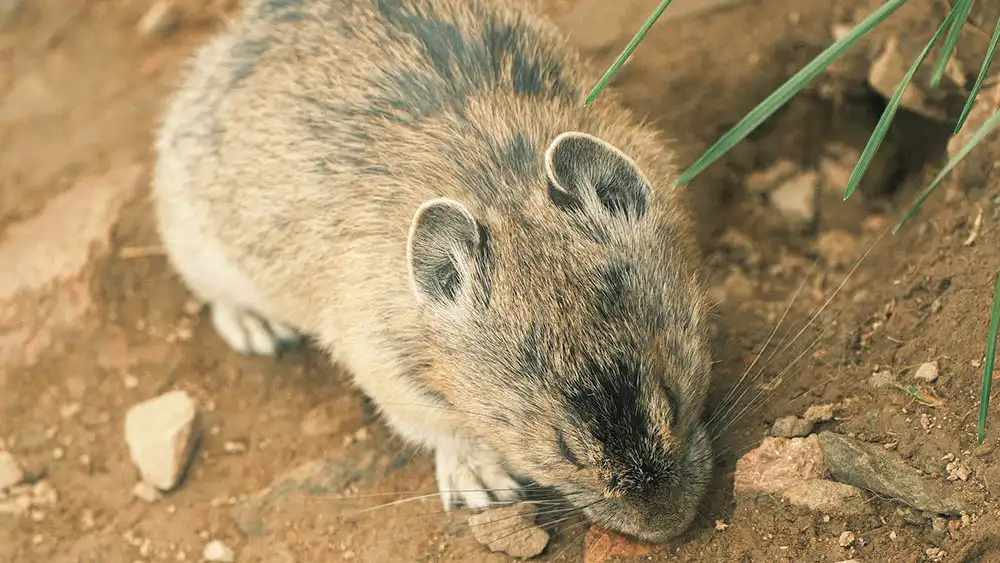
xmin=210 ymin=304 xmax=302 ymax=357
xmin=435 ymin=442 xmax=522 ymax=510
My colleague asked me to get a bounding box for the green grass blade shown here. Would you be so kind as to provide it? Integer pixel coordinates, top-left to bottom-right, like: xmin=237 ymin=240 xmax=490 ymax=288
xmin=585 ymin=0 xmax=675 ymax=104
xmin=978 ymin=269 xmax=1000 ymax=444
xmin=956 ymin=13 xmax=1000 ymax=133
xmin=677 ymin=0 xmax=908 ymax=186
xmin=931 ymin=0 xmax=973 ymax=88
xmin=894 ymin=106 xmax=1000 ymax=232
xmin=843 ymin=15 xmax=954 ymax=201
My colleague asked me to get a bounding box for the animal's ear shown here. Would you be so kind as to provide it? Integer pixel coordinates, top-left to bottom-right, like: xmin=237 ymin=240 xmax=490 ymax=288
xmin=407 ymin=198 xmax=485 ymax=306
xmin=544 ymin=132 xmax=652 ymax=221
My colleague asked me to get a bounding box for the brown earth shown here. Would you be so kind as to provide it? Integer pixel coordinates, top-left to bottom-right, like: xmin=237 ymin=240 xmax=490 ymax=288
xmin=3 ymin=0 xmax=1000 ymax=561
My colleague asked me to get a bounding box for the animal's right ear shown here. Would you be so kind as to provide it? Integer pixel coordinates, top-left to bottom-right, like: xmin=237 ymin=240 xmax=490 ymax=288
xmin=544 ymin=132 xmax=652 ymax=221
xmin=407 ymin=198 xmax=486 ymax=306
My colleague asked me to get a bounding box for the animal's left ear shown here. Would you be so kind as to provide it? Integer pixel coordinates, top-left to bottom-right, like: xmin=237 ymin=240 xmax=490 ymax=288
xmin=544 ymin=132 xmax=652 ymax=221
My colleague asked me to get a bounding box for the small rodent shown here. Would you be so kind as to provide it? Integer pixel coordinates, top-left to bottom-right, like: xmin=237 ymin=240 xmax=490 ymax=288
xmin=153 ymin=0 xmax=714 ymax=543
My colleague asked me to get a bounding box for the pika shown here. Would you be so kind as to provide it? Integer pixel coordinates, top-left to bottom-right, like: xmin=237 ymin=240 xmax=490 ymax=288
xmin=153 ymin=0 xmax=714 ymax=543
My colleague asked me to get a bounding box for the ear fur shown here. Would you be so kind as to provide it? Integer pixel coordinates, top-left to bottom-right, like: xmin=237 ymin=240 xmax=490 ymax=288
xmin=544 ymin=132 xmax=652 ymax=221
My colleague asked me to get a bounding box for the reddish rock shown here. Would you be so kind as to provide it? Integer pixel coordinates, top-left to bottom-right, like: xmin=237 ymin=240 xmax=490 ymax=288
xmin=583 ymin=525 xmax=666 ymax=563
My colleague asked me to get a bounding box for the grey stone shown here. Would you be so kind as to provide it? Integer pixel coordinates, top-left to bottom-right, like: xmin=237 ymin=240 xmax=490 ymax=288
xmin=818 ymin=431 xmax=970 ymax=515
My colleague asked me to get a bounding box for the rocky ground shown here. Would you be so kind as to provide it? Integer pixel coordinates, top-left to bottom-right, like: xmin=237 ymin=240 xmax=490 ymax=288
xmin=4 ymin=0 xmax=1000 ymax=561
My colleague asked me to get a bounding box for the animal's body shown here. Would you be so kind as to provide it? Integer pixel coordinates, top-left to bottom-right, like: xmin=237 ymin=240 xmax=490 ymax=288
xmin=153 ymin=0 xmax=714 ymax=541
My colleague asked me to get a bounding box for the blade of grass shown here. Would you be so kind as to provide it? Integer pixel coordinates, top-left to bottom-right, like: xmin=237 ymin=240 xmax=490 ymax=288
xmin=676 ymin=0 xmax=908 ymax=186
xmin=894 ymin=106 xmax=1000 ymax=232
xmin=978 ymin=269 xmax=1000 ymax=444
xmin=843 ymin=14 xmax=955 ymax=201
xmin=585 ymin=0 xmax=675 ymax=104
xmin=956 ymin=12 xmax=1000 ymax=132
xmin=930 ymin=0 xmax=973 ymax=88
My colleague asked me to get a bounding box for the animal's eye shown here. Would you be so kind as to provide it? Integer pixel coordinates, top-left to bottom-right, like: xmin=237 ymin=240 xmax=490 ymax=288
xmin=556 ymin=430 xmax=582 ymax=468
xmin=666 ymin=388 xmax=680 ymax=428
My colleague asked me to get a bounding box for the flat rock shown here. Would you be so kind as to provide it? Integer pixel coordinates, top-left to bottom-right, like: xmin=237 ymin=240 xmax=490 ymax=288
xmin=0 ymin=451 xmax=24 ymax=489
xmin=468 ymin=503 xmax=549 ymax=559
xmin=124 ymin=390 xmax=201 ymax=491
xmin=782 ymin=479 xmax=871 ymax=516
xmin=0 ymin=164 xmax=141 ymax=368
xmin=818 ymin=431 xmax=970 ymax=515
xmin=735 ymin=436 xmax=824 ymax=496
xmin=770 ymin=416 xmax=815 ymax=438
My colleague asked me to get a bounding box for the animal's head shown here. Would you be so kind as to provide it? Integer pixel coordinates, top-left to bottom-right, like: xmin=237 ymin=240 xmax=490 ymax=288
xmin=406 ymin=131 xmax=714 ymax=542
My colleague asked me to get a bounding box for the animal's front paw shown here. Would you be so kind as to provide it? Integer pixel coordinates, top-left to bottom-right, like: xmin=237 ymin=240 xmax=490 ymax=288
xmin=435 ymin=442 xmax=522 ymax=510
xmin=210 ymin=303 xmax=302 ymax=357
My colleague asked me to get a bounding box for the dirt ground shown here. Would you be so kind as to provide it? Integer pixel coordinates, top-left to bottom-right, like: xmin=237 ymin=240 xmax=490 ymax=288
xmin=4 ymin=0 xmax=1000 ymax=561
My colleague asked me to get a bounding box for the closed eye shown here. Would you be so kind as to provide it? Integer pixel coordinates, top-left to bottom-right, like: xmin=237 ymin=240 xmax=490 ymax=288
xmin=666 ymin=387 xmax=680 ymax=428
xmin=556 ymin=430 xmax=583 ymax=468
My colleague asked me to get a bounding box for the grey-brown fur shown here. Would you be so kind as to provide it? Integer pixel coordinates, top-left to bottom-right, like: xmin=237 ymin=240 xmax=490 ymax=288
xmin=153 ymin=0 xmax=714 ymax=542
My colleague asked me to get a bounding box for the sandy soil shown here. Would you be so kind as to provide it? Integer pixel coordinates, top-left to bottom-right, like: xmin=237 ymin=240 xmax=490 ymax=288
xmin=3 ymin=0 xmax=1000 ymax=561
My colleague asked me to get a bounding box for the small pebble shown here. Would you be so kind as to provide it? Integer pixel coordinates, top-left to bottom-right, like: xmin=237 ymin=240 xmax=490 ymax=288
xmin=203 ymin=539 xmax=236 ymax=562
xmin=137 ymin=0 xmax=181 ymax=38
xmin=124 ymin=390 xmax=201 ymax=491
xmin=123 ymin=375 xmax=139 ymax=389
xmin=60 ymin=402 xmax=82 ymax=419
xmin=32 ymin=481 xmax=57 ymax=505
xmin=80 ymin=509 xmax=96 ymax=531
xmin=0 ymin=451 xmax=24 ymax=489
xmin=838 ymin=531 xmax=856 ymax=547
xmin=770 ymin=171 xmax=818 ymax=228
xmin=183 ymin=299 xmax=203 ymax=316
xmin=132 ymin=481 xmax=162 ymax=503
xmin=926 ymin=547 xmax=947 ymax=561
xmin=946 ymin=460 xmax=972 ymax=482
xmin=913 ymin=361 xmax=939 ymax=383
xmin=222 ymin=440 xmax=248 ymax=455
